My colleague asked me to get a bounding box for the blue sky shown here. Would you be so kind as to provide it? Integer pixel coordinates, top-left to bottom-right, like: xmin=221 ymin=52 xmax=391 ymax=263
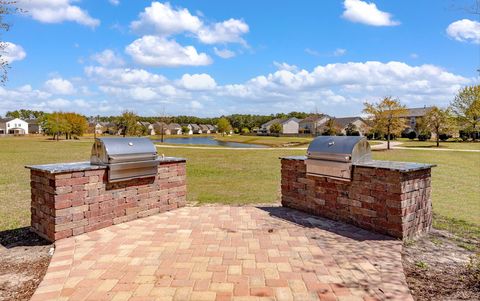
xmin=1 ymin=0 xmax=479 ymax=117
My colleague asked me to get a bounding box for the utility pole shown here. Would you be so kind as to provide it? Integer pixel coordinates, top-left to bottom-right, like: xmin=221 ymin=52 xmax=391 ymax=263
xmin=160 ymin=106 xmax=166 ymax=143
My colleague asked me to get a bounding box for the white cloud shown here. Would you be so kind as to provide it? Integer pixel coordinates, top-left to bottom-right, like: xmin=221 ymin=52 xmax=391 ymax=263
xmin=273 ymin=62 xmax=299 ymax=72
xmin=190 ymin=100 xmax=203 ymax=109
xmin=91 ymin=49 xmax=125 ymax=66
xmin=19 ymin=0 xmax=100 ymax=27
xmin=84 ymin=66 xmax=167 ymax=86
xmin=130 ymin=2 xmax=249 ymax=46
xmin=109 ymin=0 xmax=120 ymax=6
xmin=44 ymin=77 xmax=75 ymax=95
xmin=180 ymin=73 xmax=216 ymax=90
xmin=0 ymin=42 xmax=26 ymax=63
xmin=446 ymin=19 xmax=480 ymax=44
xmin=333 ymin=48 xmax=347 ymax=57
xmin=305 ymin=48 xmax=320 ymax=56
xmin=130 ymin=1 xmax=202 ymax=35
xmin=213 ymin=47 xmax=235 ymax=59
xmin=125 ymin=35 xmax=212 ymax=67
xmin=410 ymin=53 xmax=419 ymax=59
xmin=342 ymin=0 xmax=399 ymax=26
xmin=197 ymin=18 xmax=249 ymax=45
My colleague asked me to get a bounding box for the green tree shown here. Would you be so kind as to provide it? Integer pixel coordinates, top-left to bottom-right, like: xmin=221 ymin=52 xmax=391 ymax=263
xmin=181 ymin=125 xmax=190 ymax=135
xmin=64 ymin=113 xmax=88 ymax=139
xmin=115 ymin=111 xmax=139 ymax=137
xmin=40 ymin=112 xmax=68 ymax=141
xmin=363 ymin=97 xmax=407 ymax=150
xmin=322 ymin=118 xmax=341 ymax=136
xmin=424 ymin=107 xmax=454 ymax=147
xmin=269 ymin=122 xmax=282 ymax=134
xmin=345 ymin=123 xmax=360 ymax=136
xmin=450 ymin=85 xmax=480 ymax=141
xmin=217 ymin=117 xmax=232 ymax=136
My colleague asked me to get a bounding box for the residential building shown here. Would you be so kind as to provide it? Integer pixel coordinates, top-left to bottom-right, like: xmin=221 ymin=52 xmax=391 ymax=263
xmin=190 ymin=124 xmax=202 ymax=134
xmin=260 ymin=117 xmax=300 ymax=134
xmin=397 ymin=106 xmax=434 ymax=134
xmin=182 ymin=124 xmax=193 ymax=135
xmin=331 ymin=117 xmax=369 ymax=135
xmin=168 ymin=123 xmax=182 ymax=135
xmin=206 ymin=124 xmax=217 ymax=133
xmin=299 ymin=115 xmax=330 ymax=135
xmin=153 ymin=122 xmax=170 ymax=135
xmin=0 ymin=118 xmax=29 ymax=135
xmin=26 ymin=119 xmax=43 ymax=134
xmin=199 ymin=124 xmax=210 ymax=134
xmin=138 ymin=121 xmax=155 ymax=135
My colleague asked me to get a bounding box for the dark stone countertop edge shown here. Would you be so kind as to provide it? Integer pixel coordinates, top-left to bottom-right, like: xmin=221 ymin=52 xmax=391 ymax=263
xmin=353 ymin=160 xmax=436 ymax=172
xmin=280 ymin=156 xmax=307 ymax=161
xmin=26 ymin=157 xmax=187 ymax=174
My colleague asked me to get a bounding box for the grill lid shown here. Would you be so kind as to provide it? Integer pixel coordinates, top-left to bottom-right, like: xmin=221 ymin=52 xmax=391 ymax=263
xmin=91 ymin=137 xmax=157 ymax=164
xmin=307 ymin=136 xmax=371 ymax=163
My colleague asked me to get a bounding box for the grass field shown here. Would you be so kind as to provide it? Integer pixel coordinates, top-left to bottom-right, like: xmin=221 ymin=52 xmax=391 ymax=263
xmin=0 ymin=136 xmax=478 ymax=239
xmin=395 ymin=138 xmax=480 ymax=150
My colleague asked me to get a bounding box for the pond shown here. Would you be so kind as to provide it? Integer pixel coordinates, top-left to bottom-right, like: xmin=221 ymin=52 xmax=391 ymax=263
xmin=152 ymin=136 xmax=266 ymax=148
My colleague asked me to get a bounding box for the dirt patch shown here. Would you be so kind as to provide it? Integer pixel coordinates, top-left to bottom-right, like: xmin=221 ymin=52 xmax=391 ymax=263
xmin=0 ymin=227 xmax=52 ymax=301
xmin=403 ymin=228 xmax=480 ymax=301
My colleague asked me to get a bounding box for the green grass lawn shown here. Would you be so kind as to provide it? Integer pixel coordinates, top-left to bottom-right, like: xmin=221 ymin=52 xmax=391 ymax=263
xmin=0 ymin=136 xmax=478 ymax=240
xmin=395 ymin=138 xmax=480 ymax=150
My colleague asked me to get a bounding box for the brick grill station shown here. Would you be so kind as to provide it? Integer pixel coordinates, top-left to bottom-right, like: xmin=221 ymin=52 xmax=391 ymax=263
xmin=26 ymin=158 xmax=186 ymax=242
xmin=281 ymin=156 xmax=435 ymax=240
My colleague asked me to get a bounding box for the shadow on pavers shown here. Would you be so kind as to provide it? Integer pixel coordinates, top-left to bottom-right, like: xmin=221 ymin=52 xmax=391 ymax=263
xmin=0 ymin=227 xmax=51 ymax=249
xmin=256 ymin=206 xmax=395 ymax=242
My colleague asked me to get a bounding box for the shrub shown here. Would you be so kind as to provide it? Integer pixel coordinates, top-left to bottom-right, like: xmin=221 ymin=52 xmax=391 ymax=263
xmin=418 ymin=132 xmax=431 ymax=141
xmin=407 ymin=131 xmax=417 ymax=140
xmin=439 ymin=133 xmax=451 ymax=141
xmin=241 ymin=127 xmax=250 ymax=134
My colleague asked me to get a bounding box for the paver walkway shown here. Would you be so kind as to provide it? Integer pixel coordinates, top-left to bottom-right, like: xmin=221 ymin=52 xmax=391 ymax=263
xmin=31 ymin=206 xmax=413 ymax=301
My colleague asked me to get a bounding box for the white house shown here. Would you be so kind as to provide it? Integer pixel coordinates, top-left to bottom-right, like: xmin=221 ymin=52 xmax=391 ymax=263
xmin=0 ymin=118 xmax=29 ymax=135
xmin=182 ymin=124 xmax=193 ymax=135
xmin=260 ymin=117 xmax=300 ymax=134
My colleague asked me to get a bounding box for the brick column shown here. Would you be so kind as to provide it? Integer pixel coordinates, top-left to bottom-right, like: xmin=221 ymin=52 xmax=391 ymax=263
xmin=28 ymin=160 xmax=186 ymax=242
xmin=281 ymin=157 xmax=433 ymax=240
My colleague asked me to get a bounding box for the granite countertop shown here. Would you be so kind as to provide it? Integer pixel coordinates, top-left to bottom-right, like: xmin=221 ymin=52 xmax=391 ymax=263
xmin=353 ymin=160 xmax=436 ymax=172
xmin=280 ymin=156 xmax=307 ymax=161
xmin=26 ymin=157 xmax=186 ymax=174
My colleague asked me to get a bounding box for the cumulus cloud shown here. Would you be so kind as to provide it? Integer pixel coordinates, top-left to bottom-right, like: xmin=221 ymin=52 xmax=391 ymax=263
xmin=130 ymin=2 xmax=249 ymax=45
xmin=446 ymin=19 xmax=480 ymax=44
xmin=213 ymin=47 xmax=235 ymax=59
xmin=342 ymin=0 xmax=399 ymax=26
xmin=197 ymin=18 xmax=249 ymax=45
xmin=130 ymin=2 xmax=202 ymax=35
xmin=125 ymin=35 xmax=212 ymax=67
xmin=0 ymin=42 xmax=26 ymax=63
xmin=19 ymin=0 xmax=100 ymax=27
xmin=91 ymin=49 xmax=125 ymax=66
xmin=273 ymin=62 xmax=299 ymax=72
xmin=180 ymin=73 xmax=217 ymax=90
xmin=333 ymin=48 xmax=347 ymax=57
xmin=84 ymin=66 xmax=167 ymax=86
xmin=44 ymin=77 xmax=75 ymax=95
xmin=190 ymin=100 xmax=203 ymax=109
xmin=109 ymin=0 xmax=120 ymax=6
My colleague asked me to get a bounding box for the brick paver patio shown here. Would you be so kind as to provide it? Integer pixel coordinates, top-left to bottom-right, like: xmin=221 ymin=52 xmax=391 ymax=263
xmin=31 ymin=206 xmax=413 ymax=301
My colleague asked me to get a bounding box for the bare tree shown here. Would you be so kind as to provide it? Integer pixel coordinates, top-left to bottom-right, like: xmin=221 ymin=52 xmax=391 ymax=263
xmin=0 ymin=1 xmax=20 ymax=84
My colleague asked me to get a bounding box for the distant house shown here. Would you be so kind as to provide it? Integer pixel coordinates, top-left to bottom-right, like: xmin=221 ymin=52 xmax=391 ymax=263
xmin=168 ymin=123 xmax=182 ymax=135
xmin=397 ymin=106 xmax=434 ymax=134
xmin=26 ymin=119 xmax=43 ymax=134
xmin=153 ymin=122 xmax=170 ymax=135
xmin=299 ymin=115 xmax=329 ymax=135
xmin=138 ymin=121 xmax=155 ymax=135
xmin=199 ymin=124 xmax=210 ymax=134
xmin=260 ymin=117 xmax=300 ymax=134
xmin=0 ymin=118 xmax=29 ymax=135
xmin=190 ymin=124 xmax=202 ymax=134
xmin=331 ymin=117 xmax=368 ymax=135
xmin=206 ymin=124 xmax=217 ymax=133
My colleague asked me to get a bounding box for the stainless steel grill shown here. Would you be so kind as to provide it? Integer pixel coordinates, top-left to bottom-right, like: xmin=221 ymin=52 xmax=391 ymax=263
xmin=306 ymin=136 xmax=371 ymax=180
xmin=90 ymin=137 xmax=160 ymax=182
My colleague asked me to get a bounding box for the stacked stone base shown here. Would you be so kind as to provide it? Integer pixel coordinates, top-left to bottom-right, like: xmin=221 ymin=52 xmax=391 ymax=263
xmin=281 ymin=158 xmax=432 ymax=240
xmin=29 ymin=161 xmax=186 ymax=242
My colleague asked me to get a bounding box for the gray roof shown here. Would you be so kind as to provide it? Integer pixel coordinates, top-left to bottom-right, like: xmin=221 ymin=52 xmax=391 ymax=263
xmin=168 ymin=123 xmax=181 ymax=129
xmin=190 ymin=124 xmax=201 ymax=130
xmin=206 ymin=124 xmax=216 ymax=130
xmin=0 ymin=118 xmax=13 ymax=123
xmin=261 ymin=118 xmax=285 ymax=128
xmin=199 ymin=124 xmax=210 ymax=131
xmin=398 ymin=107 xmax=434 ymax=118
xmin=299 ymin=115 xmax=328 ymax=123
xmin=332 ymin=117 xmax=365 ymax=128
